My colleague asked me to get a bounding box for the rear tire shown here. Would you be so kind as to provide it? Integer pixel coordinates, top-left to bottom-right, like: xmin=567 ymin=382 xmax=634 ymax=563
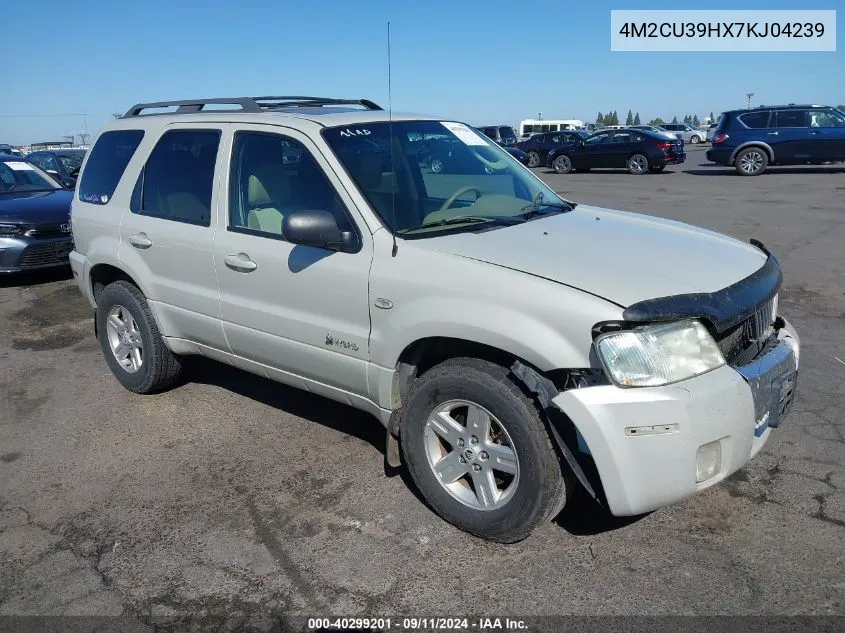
xmin=627 ymin=153 xmax=649 ymax=175
xmin=526 ymin=151 xmax=541 ymax=168
xmin=401 ymin=358 xmax=569 ymax=543
xmin=96 ymin=281 xmax=182 ymax=394
xmin=689 ymin=135 xmax=701 ymax=144
xmin=735 ymin=147 xmax=768 ymax=176
xmin=552 ymin=154 xmax=572 ymax=174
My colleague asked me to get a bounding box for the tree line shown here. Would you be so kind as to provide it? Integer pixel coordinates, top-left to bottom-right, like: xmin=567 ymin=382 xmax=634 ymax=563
xmin=596 ymin=111 xmax=719 ymax=127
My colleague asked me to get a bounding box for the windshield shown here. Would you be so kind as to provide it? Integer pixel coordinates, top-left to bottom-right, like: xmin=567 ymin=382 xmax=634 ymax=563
xmin=323 ymin=120 xmax=569 ymax=236
xmin=497 ymin=126 xmax=517 ymax=145
xmin=0 ymin=160 xmax=60 ymax=193
xmin=59 ymin=153 xmax=85 ymax=174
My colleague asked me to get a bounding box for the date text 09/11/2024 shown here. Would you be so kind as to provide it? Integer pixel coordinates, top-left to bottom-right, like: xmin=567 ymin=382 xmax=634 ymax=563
xmin=306 ymin=617 xmax=528 ymax=630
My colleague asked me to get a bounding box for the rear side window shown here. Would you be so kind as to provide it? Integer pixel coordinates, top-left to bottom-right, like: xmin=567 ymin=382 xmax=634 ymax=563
xmin=78 ymin=130 xmax=144 ymax=204
xmin=738 ymin=111 xmax=771 ymax=129
xmin=135 ymin=129 xmax=220 ymax=226
xmin=773 ymin=110 xmax=808 ymax=128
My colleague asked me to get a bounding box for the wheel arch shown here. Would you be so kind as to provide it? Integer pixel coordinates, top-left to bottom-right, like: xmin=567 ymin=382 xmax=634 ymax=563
xmin=729 ymin=141 xmax=775 ymax=164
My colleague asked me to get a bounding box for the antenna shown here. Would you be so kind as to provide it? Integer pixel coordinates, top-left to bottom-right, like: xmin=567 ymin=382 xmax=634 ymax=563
xmin=746 ymin=92 xmax=754 ymax=108
xmin=388 ymin=21 xmax=398 ymax=257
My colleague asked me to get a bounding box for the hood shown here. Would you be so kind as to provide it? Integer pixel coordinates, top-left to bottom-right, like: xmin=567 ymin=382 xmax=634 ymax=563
xmin=0 ymin=189 xmax=73 ymax=226
xmin=414 ymin=205 xmax=768 ymax=307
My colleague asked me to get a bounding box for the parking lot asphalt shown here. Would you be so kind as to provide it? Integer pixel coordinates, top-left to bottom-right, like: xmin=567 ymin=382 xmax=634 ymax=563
xmin=1 ymin=146 xmax=844 ymax=625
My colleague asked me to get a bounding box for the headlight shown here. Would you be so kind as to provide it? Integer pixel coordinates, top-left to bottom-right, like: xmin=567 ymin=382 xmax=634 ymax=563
xmin=595 ymin=320 xmax=725 ymax=388
xmin=0 ymin=223 xmax=23 ymax=236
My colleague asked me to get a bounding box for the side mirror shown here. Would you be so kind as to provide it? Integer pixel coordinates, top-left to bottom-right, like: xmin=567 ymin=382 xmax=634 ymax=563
xmin=282 ymin=210 xmax=356 ymax=252
xmin=62 ymin=178 xmax=77 ymax=190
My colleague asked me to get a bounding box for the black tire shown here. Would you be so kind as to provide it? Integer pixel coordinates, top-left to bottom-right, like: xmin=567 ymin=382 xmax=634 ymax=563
xmin=689 ymin=135 xmax=701 ymax=144
xmin=552 ymin=154 xmax=572 ymax=174
xmin=734 ymin=147 xmax=768 ymax=176
xmin=627 ymin=153 xmax=649 ymax=175
xmin=526 ymin=151 xmax=541 ymax=168
xmin=96 ymin=280 xmax=182 ymax=394
xmin=401 ymin=358 xmax=569 ymax=542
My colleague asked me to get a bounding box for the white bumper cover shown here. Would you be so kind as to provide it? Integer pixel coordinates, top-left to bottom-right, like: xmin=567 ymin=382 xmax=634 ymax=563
xmin=552 ymin=319 xmax=799 ymax=516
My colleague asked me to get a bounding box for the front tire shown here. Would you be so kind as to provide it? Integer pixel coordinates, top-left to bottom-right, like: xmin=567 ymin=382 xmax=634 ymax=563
xmin=96 ymin=281 xmax=182 ymax=394
xmin=430 ymin=158 xmax=444 ymax=174
xmin=401 ymin=358 xmax=569 ymax=543
xmin=526 ymin=151 xmax=541 ymax=168
xmin=552 ymin=154 xmax=572 ymax=174
xmin=627 ymin=153 xmax=649 ymax=175
xmin=689 ymin=135 xmax=701 ymax=144
xmin=735 ymin=147 xmax=768 ymax=176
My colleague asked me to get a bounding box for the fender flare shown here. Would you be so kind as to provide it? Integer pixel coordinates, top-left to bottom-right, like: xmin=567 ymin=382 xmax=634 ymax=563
xmin=729 ymin=141 xmax=775 ymax=164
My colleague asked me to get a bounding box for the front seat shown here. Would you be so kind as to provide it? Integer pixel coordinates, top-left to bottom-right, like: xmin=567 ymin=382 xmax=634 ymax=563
xmin=246 ymin=164 xmax=291 ymax=235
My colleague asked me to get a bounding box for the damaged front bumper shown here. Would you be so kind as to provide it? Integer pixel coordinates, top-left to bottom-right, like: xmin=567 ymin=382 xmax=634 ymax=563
xmin=551 ymin=319 xmax=799 ymax=516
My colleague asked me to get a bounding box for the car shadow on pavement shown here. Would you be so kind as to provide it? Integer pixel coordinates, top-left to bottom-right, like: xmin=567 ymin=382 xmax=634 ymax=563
xmin=184 ymin=357 xmax=387 ymax=455
xmin=0 ymin=266 xmax=73 ymax=288
xmin=684 ymin=166 xmax=845 ymax=176
xmin=554 ymin=485 xmax=648 ymax=536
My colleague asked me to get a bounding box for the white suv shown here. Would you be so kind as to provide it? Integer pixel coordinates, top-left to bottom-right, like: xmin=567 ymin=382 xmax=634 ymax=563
xmin=69 ymin=96 xmax=800 ymax=542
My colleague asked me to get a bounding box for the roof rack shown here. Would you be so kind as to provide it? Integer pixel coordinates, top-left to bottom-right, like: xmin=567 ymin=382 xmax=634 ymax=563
xmin=122 ymin=96 xmax=383 ymax=118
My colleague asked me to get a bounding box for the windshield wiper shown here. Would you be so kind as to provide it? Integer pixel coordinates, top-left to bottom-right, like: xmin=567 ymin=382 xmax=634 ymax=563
xmin=396 ymin=215 xmax=522 ymax=235
xmin=522 ymin=192 xmax=570 ymax=219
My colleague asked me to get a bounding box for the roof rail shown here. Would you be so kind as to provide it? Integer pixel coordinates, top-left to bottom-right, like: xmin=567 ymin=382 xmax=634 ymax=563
xmin=122 ymin=96 xmax=383 ymax=118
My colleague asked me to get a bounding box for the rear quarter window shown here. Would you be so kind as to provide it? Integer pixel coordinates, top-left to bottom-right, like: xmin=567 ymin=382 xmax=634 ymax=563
xmin=78 ymin=130 xmax=144 ymax=205
xmin=738 ymin=111 xmax=771 ymax=129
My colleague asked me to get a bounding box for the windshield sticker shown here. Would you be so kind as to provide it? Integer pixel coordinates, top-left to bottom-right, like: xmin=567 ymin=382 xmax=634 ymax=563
xmin=5 ymin=161 xmax=34 ymax=171
xmin=440 ymin=122 xmax=488 ymax=146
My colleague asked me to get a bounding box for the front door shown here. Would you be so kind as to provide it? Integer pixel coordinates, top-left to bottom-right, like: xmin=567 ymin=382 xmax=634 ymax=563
xmin=213 ymin=125 xmax=372 ymax=396
xmin=573 ymin=131 xmax=613 ymax=169
xmin=807 ymin=108 xmax=845 ymax=161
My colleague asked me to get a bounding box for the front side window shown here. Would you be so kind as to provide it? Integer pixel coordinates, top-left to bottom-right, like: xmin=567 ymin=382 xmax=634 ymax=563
xmin=79 ymin=130 xmax=144 ymax=205
xmin=135 ymin=129 xmax=220 ymax=226
xmin=808 ymin=109 xmax=845 ymax=128
xmin=323 ymin=120 xmax=569 ymax=236
xmin=229 ymin=131 xmax=351 ymax=238
xmin=59 ymin=153 xmax=84 ymax=175
xmin=41 ymin=154 xmax=60 ymax=172
xmin=774 ymin=110 xmax=808 ymax=128
xmin=738 ymin=111 xmax=771 ymax=129
xmin=585 ymin=132 xmax=611 ymax=145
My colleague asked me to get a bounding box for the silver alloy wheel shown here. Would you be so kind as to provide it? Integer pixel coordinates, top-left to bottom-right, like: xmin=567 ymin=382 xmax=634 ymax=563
xmin=430 ymin=158 xmax=443 ymax=173
xmin=628 ymin=154 xmax=648 ymax=174
xmin=690 ymin=135 xmax=700 ymax=144
xmin=105 ymin=305 xmax=143 ymax=373
xmin=739 ymin=150 xmax=764 ymax=174
xmin=527 ymin=151 xmax=541 ymax=168
xmin=423 ymin=399 xmax=520 ymax=511
xmin=553 ymin=155 xmax=571 ymax=173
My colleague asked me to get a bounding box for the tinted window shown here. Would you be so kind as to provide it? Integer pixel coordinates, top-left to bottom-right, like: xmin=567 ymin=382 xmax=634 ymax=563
xmin=136 ymin=129 xmax=220 ymax=226
xmin=41 ymin=154 xmax=60 ymax=172
xmin=27 ymin=154 xmax=43 ymax=168
xmin=229 ymin=132 xmax=351 ymax=238
xmin=610 ymin=131 xmax=633 ymax=143
xmin=585 ymin=133 xmax=611 ymax=145
xmin=738 ymin=111 xmax=771 ymax=129
xmin=809 ymin=109 xmax=845 ymax=128
xmin=774 ymin=110 xmax=808 ymax=128
xmin=78 ymin=130 xmax=144 ymax=205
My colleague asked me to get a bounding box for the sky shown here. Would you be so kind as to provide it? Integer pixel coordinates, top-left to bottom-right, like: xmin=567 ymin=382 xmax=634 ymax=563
xmin=2 ymin=0 xmax=843 ymax=145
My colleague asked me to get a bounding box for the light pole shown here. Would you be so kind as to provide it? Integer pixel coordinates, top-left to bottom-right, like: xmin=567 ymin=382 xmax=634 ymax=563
xmin=746 ymin=92 xmax=754 ymax=108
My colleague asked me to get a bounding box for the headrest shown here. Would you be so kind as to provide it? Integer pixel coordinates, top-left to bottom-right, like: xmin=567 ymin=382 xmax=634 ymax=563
xmin=247 ymin=163 xmax=291 ymax=207
xmin=348 ymin=154 xmax=383 ymax=191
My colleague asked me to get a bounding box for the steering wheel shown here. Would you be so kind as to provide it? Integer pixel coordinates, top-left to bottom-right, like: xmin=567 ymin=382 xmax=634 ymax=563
xmin=438 ymin=186 xmax=482 ymax=214
xmin=469 ymin=147 xmax=510 ymax=171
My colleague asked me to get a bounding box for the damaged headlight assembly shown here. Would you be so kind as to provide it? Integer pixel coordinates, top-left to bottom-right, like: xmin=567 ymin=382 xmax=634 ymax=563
xmin=595 ymin=319 xmax=725 ymax=388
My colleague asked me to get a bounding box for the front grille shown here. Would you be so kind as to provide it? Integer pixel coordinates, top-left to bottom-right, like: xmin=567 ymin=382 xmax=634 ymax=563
xmin=716 ymin=295 xmax=777 ymax=366
xmin=19 ymin=240 xmax=74 ymax=269
xmin=25 ymin=223 xmax=72 ymax=239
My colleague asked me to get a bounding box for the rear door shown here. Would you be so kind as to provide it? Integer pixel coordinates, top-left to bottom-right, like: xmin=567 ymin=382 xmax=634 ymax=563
xmin=771 ymin=110 xmax=810 ymax=162
xmin=573 ymin=131 xmax=613 ymax=168
xmin=807 ymin=108 xmax=845 ymax=160
xmin=605 ymin=130 xmax=638 ymax=167
xmin=118 ymin=124 xmax=228 ymax=351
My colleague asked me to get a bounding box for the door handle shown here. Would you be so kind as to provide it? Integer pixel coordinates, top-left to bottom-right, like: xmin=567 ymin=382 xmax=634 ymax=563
xmin=128 ymin=233 xmax=152 ymax=249
xmin=767 ymin=131 xmax=779 ymax=136
xmin=809 ymin=131 xmax=820 ymax=135
xmin=224 ymin=253 xmax=258 ymax=272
